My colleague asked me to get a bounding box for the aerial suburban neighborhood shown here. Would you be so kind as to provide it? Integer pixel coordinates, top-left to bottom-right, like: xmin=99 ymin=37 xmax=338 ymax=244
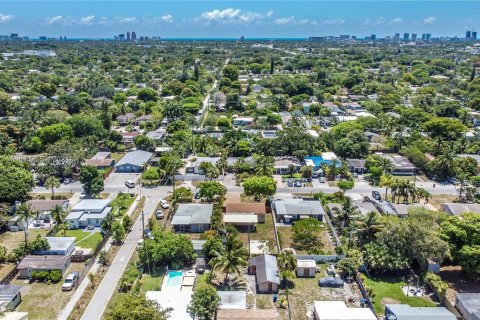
xmin=1 ymin=3 xmax=480 ymax=320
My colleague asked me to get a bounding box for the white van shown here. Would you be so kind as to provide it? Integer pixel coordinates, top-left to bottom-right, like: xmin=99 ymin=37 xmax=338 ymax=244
xmin=125 ymin=180 xmax=135 ymax=188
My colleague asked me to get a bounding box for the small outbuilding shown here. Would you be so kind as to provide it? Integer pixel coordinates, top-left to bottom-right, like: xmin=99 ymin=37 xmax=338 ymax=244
xmin=296 ymin=259 xmax=316 ymax=277
xmin=314 ymin=301 xmax=376 ymax=320
xmin=248 ymin=254 xmax=280 ymax=293
xmin=17 ymin=255 xmax=70 ymax=279
xmin=0 ymin=285 xmax=22 ymax=311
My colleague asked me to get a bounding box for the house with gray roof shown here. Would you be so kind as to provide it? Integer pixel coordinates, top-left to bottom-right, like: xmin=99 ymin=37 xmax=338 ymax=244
xmin=248 ymin=254 xmax=280 ymax=293
xmin=32 ymin=237 xmax=76 ymax=256
xmin=66 ymin=199 xmax=112 ymax=229
xmin=0 ymin=285 xmax=22 ymax=311
xmin=441 ymin=203 xmax=480 ymax=216
xmin=385 ymin=304 xmax=456 ymax=320
xmin=456 ymin=293 xmax=480 ymax=320
xmin=115 ymin=150 xmax=153 ymax=173
xmin=272 ymin=199 xmax=325 ymax=223
xmin=171 ymin=203 xmax=213 ymax=233
xmin=17 ymin=255 xmax=71 ymax=279
xmin=186 ymin=157 xmax=220 ymax=174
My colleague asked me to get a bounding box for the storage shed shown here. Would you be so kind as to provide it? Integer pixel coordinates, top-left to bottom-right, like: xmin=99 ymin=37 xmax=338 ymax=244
xmin=296 ymin=259 xmax=316 ymax=277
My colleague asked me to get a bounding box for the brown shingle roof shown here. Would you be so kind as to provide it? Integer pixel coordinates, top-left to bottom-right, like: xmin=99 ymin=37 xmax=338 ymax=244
xmin=225 ymin=202 xmax=266 ymax=215
xmin=216 ymin=309 xmax=276 ymax=320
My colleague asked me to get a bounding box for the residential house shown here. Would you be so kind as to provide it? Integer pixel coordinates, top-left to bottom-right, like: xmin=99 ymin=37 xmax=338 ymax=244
xmin=66 ymin=199 xmax=112 ymax=229
xmin=232 ymin=116 xmax=254 ymax=127
xmin=313 ymin=301 xmax=376 ymax=320
xmin=25 ymin=199 xmax=69 ymax=221
xmin=346 ymin=159 xmax=367 ymax=174
xmin=273 ymin=158 xmax=302 ymax=174
xmin=117 ymin=113 xmax=136 ymax=126
xmin=385 ymin=304 xmax=456 ymax=320
xmin=134 ymin=115 xmax=153 ymax=126
xmin=217 ymin=291 xmax=246 ymax=309
xmin=17 ymin=255 xmax=71 ymax=279
xmin=441 ymin=203 xmax=480 ymax=216
xmin=296 ymin=259 xmax=316 ymax=277
xmin=84 ymin=151 xmax=115 ymax=170
xmin=186 ymin=157 xmax=219 ymax=174
xmin=114 ymin=150 xmax=153 ymax=173
xmin=171 ymin=203 xmax=213 ymax=233
xmin=248 ymin=254 xmax=280 ymax=293
xmin=146 ymin=129 xmax=166 ymax=142
xmin=273 ymin=199 xmax=325 ymax=223
xmin=0 ymin=285 xmax=22 ymax=311
xmin=377 ymin=153 xmax=416 ymax=175
xmin=32 ymin=237 xmax=76 ymax=256
xmin=223 ymin=215 xmax=258 ymax=232
xmin=456 ymin=293 xmax=480 ymax=320
xmin=327 ymin=200 xmax=378 ymax=217
xmin=224 ymin=202 xmax=266 ymax=223
xmin=121 ymin=131 xmax=139 ymax=148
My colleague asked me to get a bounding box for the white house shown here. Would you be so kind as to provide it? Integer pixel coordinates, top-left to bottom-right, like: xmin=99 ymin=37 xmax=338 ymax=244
xmin=313 ymin=301 xmax=376 ymax=320
xmin=232 ymin=116 xmax=254 ymax=126
xmin=66 ymin=199 xmax=112 ymax=229
xmin=186 ymin=157 xmax=220 ymax=174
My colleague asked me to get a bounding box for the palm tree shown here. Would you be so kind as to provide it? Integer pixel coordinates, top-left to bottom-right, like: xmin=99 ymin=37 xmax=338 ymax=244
xmin=377 ymin=157 xmax=393 ymax=174
xmin=209 ymin=234 xmax=248 ymax=286
xmin=253 ymin=154 xmax=274 ymax=176
xmin=277 ymin=250 xmax=297 ymax=287
xmin=16 ymin=204 xmax=36 ymax=255
xmin=287 ymin=164 xmax=295 ymax=178
xmin=337 ymin=197 xmax=360 ymax=228
xmin=44 ymin=176 xmax=60 ymax=199
xmin=217 ymin=155 xmax=228 ymax=176
xmin=356 ymin=211 xmax=382 ymax=246
xmin=433 ymin=151 xmax=457 ymax=179
xmin=380 ymin=174 xmax=393 ymax=201
xmin=51 ymin=205 xmax=67 ymax=236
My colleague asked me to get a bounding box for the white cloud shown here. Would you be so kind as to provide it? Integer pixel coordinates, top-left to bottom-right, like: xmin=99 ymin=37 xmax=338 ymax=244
xmin=388 ymin=17 xmax=403 ymax=25
xmin=424 ymin=16 xmax=436 ymax=24
xmin=79 ymin=15 xmax=95 ymax=25
xmin=196 ymin=8 xmax=268 ymax=24
xmin=119 ymin=17 xmax=137 ymax=23
xmin=274 ymin=16 xmax=295 ymax=25
xmin=46 ymin=15 xmax=63 ymax=25
xmin=201 ymin=8 xmax=241 ymax=21
xmin=162 ymin=15 xmax=173 ymax=23
xmin=0 ymin=14 xmax=14 ymax=23
xmin=266 ymin=10 xmax=274 ymax=18
xmin=363 ymin=17 xmax=385 ymax=26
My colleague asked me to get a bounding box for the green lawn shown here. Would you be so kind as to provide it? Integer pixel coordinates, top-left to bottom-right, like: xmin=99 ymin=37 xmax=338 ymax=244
xmin=57 ymin=229 xmax=103 ymax=249
xmin=141 ymin=271 xmax=164 ymax=292
xmin=363 ymin=275 xmax=436 ymax=315
xmin=111 ymin=193 xmax=135 ymax=216
xmin=282 ymin=173 xmax=302 ymax=179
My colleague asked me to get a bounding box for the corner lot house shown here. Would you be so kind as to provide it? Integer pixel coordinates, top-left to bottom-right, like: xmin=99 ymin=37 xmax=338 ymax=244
xmin=0 ymin=285 xmax=22 ymax=311
xmin=17 ymin=255 xmax=71 ymax=279
xmin=384 ymin=304 xmax=456 ymax=320
xmin=248 ymin=254 xmax=280 ymax=293
xmin=66 ymin=199 xmax=112 ymax=229
xmin=313 ymin=301 xmax=376 ymax=320
xmin=456 ymin=293 xmax=480 ymax=320
xmin=171 ymin=203 xmax=213 ymax=233
xmin=273 ymin=199 xmax=325 ymax=223
xmin=114 ymin=150 xmax=153 ymax=172
xmin=32 ymin=237 xmax=76 ymax=256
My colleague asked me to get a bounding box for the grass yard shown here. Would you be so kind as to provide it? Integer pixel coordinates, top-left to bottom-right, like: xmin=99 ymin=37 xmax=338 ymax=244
xmin=110 ymin=193 xmax=136 ymax=216
xmin=429 ymin=194 xmax=458 ymax=210
xmin=29 ymin=192 xmax=74 ymax=200
xmin=57 ymin=229 xmax=103 ymax=249
xmin=238 ymin=214 xmax=277 ymax=253
xmin=256 ymin=294 xmax=275 ymax=309
xmin=282 ymin=173 xmax=302 ymax=179
xmin=363 ymin=275 xmax=436 ymax=315
xmin=141 ymin=270 xmax=165 ymax=292
xmin=111 ymin=152 xmax=126 ymax=163
xmin=276 ymin=224 xmax=335 ymax=255
xmin=0 ymin=229 xmax=47 ymax=252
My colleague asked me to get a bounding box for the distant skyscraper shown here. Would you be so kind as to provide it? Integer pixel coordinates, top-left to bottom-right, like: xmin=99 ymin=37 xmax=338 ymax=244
xmin=10 ymin=33 xmax=18 ymax=40
xmin=371 ymin=34 xmax=376 ymax=41
xmin=131 ymin=31 xmax=137 ymax=41
xmin=127 ymin=32 xmax=131 ymax=41
xmin=411 ymin=33 xmax=417 ymax=41
xmin=466 ymin=30 xmax=472 ymax=39
xmin=403 ymin=33 xmax=409 ymax=42
xmin=394 ymin=33 xmax=400 ymax=42
xmin=118 ymin=34 xmax=125 ymax=40
xmin=472 ymin=31 xmax=478 ymax=40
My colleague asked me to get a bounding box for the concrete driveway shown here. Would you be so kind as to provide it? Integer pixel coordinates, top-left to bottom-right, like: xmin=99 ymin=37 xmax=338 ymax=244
xmin=104 ymin=172 xmax=141 ymax=189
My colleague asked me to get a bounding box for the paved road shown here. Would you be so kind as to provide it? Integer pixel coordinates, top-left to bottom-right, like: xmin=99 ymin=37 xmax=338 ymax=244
xmin=79 ymin=187 xmax=169 ymax=320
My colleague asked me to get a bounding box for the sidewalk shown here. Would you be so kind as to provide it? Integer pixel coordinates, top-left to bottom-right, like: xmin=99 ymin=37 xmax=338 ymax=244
xmin=57 ymin=195 xmax=141 ymax=320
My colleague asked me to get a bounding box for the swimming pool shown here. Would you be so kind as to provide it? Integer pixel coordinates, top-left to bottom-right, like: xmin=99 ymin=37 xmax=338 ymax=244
xmin=166 ymin=271 xmax=184 ymax=288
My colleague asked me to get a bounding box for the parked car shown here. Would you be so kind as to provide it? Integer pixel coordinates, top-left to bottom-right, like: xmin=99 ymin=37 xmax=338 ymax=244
xmin=125 ymin=180 xmax=135 ymax=188
xmin=63 ymin=178 xmax=72 ymax=184
xmin=287 ymin=180 xmax=294 ymax=187
xmin=62 ymin=272 xmax=79 ymax=291
xmin=144 ymin=228 xmax=154 ymax=239
xmin=318 ymin=277 xmax=344 ymax=288
xmin=372 ymin=191 xmax=382 ymax=201
xmin=319 ymin=177 xmax=326 ymax=183
xmin=294 ymin=181 xmax=302 ymax=187
xmin=160 ymin=200 xmax=169 ymax=209
xmin=136 ymin=239 xmax=144 ymax=250
xmin=155 ymin=209 xmax=164 ymax=220
xmin=194 ymin=192 xmax=201 ymax=199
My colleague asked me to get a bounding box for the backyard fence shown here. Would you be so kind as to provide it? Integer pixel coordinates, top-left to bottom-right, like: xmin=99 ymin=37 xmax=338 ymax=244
xmin=295 ymin=254 xmax=344 ymax=262
xmin=76 ymin=234 xmax=110 ymax=285
xmin=323 ymin=210 xmax=342 ymax=247
xmin=0 ymin=266 xmax=18 ymax=285
xmin=354 ymin=272 xmax=379 ymax=319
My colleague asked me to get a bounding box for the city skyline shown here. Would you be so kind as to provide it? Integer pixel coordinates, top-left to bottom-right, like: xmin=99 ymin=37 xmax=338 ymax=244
xmin=0 ymin=1 xmax=479 ymax=38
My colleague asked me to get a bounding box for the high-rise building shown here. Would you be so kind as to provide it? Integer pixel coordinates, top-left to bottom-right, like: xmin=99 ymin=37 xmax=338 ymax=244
xmin=131 ymin=31 xmax=137 ymax=41
xmin=403 ymin=33 xmax=409 ymax=42
xmin=394 ymin=33 xmax=400 ymax=42
xmin=10 ymin=33 xmax=19 ymax=40
xmin=118 ymin=34 xmax=125 ymax=40
xmin=127 ymin=32 xmax=131 ymax=41
xmin=466 ymin=30 xmax=472 ymax=39
xmin=411 ymin=33 xmax=417 ymax=41
xmin=472 ymin=31 xmax=478 ymax=40
xmin=370 ymin=34 xmax=376 ymax=41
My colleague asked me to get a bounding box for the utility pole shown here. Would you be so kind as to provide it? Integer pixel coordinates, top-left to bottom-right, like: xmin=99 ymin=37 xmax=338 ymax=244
xmin=141 ymin=210 xmax=145 ymax=240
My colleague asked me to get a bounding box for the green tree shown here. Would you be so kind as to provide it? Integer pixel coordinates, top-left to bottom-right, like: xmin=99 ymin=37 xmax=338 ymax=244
xmin=223 ymin=65 xmax=239 ymax=81
xmin=242 ymin=176 xmax=276 ymax=201
xmin=44 ymin=176 xmax=60 ymax=199
xmin=137 ymin=88 xmax=158 ymax=102
xmin=0 ymin=157 xmax=34 ymax=203
xmin=277 ymin=250 xmax=297 ymax=286
xmin=338 ymin=249 xmax=363 ymax=276
xmin=209 ymin=233 xmax=248 ymax=285
xmin=292 ymin=218 xmax=323 ymax=254
xmin=111 ymin=221 xmax=126 ymax=243
xmin=142 ymin=167 xmax=160 ymax=184
xmin=52 ymin=205 xmax=68 ymax=236
xmin=105 ymin=294 xmax=170 ymax=320
xmin=253 ymin=154 xmax=275 ymax=176
xmin=79 ymin=165 xmax=104 ymax=196
xmin=356 ymin=211 xmax=382 ymax=246
xmin=37 ymin=123 xmax=73 ymax=145
xmin=187 ymin=284 xmax=220 ymax=320
xmin=199 ymin=162 xmax=220 ymax=181
xmin=134 ymin=135 xmax=155 ymax=151
xmin=172 ymin=187 xmax=193 ymax=204
xmin=198 ymin=181 xmax=227 ymax=203
xmin=16 ymin=204 xmax=36 ymax=255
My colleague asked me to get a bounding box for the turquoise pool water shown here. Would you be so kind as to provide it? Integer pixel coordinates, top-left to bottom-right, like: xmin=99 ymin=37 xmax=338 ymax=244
xmin=166 ymin=271 xmax=183 ymax=288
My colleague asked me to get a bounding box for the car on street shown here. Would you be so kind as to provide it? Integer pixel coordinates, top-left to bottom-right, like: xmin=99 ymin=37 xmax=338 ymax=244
xmin=155 ymin=209 xmax=164 ymax=219
xmin=63 ymin=178 xmax=72 ymax=184
xmin=294 ymin=181 xmax=302 ymax=187
xmin=144 ymin=228 xmax=154 ymax=239
xmin=160 ymin=200 xmax=169 ymax=209
xmin=372 ymin=191 xmax=382 ymax=201
xmin=125 ymin=180 xmax=135 ymax=188
xmin=287 ymin=180 xmax=293 ymax=187
xmin=319 ymin=177 xmax=326 ymax=183
xmin=194 ymin=192 xmax=201 ymax=199
xmin=62 ymin=272 xmax=79 ymax=291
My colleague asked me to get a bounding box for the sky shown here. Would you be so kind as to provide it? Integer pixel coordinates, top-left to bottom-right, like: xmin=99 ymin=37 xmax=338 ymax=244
xmin=0 ymin=1 xmax=479 ymax=38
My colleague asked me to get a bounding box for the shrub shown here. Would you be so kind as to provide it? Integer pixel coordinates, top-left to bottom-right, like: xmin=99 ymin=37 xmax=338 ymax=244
xmin=31 ymin=270 xmax=49 ymax=282
xmin=425 ymin=272 xmax=448 ymax=301
xmin=49 ymin=270 xmax=62 ymax=283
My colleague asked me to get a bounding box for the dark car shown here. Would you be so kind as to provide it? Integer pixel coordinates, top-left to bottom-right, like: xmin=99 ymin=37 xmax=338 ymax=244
xmin=294 ymin=181 xmax=302 ymax=187
xmin=194 ymin=192 xmax=201 ymax=199
xmin=318 ymin=277 xmax=344 ymax=288
xmin=372 ymin=191 xmax=382 ymax=201
xmin=287 ymin=181 xmax=294 ymax=187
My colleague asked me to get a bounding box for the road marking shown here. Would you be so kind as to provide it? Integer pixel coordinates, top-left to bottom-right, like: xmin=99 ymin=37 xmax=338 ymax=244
xmin=120 ymin=256 xmax=124 ymax=262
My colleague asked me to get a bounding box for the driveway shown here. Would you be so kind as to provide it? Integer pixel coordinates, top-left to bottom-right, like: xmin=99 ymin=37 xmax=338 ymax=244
xmin=104 ymin=172 xmax=141 ymax=189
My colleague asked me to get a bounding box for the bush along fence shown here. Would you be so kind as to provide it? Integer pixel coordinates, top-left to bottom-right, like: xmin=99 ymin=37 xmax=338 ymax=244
xmin=354 ymin=272 xmax=378 ymax=319
xmin=76 ymin=234 xmax=110 ymax=285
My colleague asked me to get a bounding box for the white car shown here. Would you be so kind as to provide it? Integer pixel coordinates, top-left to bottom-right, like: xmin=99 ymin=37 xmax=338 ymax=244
xmin=62 ymin=272 xmax=79 ymax=291
xmin=125 ymin=180 xmax=135 ymax=188
xmin=160 ymin=200 xmax=170 ymax=209
xmin=319 ymin=177 xmax=326 ymax=183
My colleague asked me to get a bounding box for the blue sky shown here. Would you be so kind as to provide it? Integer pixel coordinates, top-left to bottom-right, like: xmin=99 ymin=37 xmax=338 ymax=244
xmin=0 ymin=1 xmax=479 ymax=38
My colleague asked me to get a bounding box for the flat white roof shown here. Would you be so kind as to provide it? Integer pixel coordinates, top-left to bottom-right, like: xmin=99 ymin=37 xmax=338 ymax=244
xmin=321 ymin=152 xmax=338 ymax=161
xmin=297 ymin=259 xmax=316 ymax=268
xmin=146 ymin=290 xmax=192 ymax=320
xmin=314 ymin=301 xmax=376 ymax=320
xmin=224 ymin=214 xmax=258 ymax=224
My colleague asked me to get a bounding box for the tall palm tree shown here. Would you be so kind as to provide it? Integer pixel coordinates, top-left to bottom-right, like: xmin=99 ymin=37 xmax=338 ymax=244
xmin=253 ymin=154 xmax=274 ymax=177
xmin=337 ymin=197 xmax=360 ymax=228
xmin=16 ymin=204 xmax=36 ymax=254
xmin=433 ymin=151 xmax=457 ymax=179
xmin=380 ymin=174 xmax=393 ymax=201
xmin=277 ymin=250 xmax=297 ymax=287
xmin=356 ymin=211 xmax=382 ymax=246
xmin=377 ymin=157 xmax=394 ymax=174
xmin=209 ymin=234 xmax=248 ymax=286
xmin=51 ymin=205 xmax=67 ymax=235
